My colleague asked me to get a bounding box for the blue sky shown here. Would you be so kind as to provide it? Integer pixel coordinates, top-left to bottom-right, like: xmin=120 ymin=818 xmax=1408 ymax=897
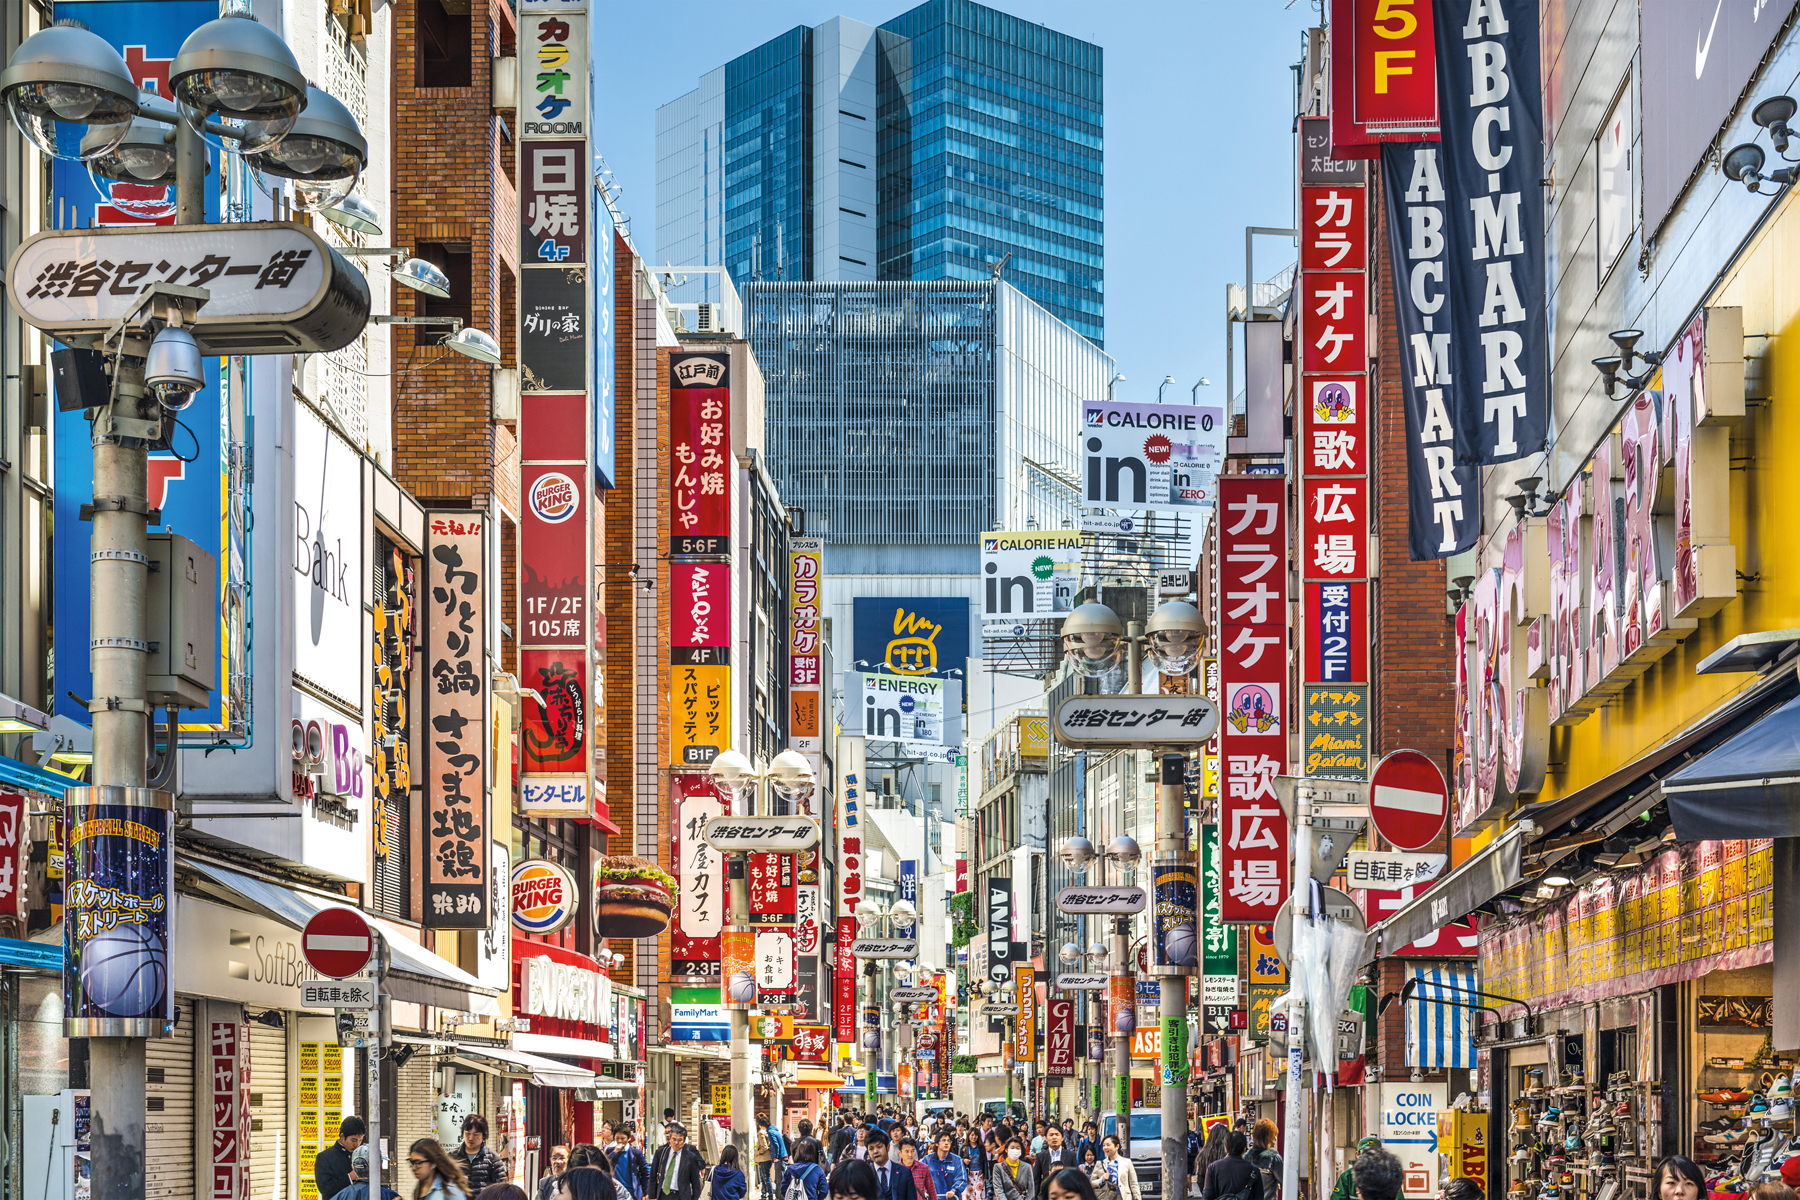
xmin=590 ymin=0 xmax=1316 ymax=406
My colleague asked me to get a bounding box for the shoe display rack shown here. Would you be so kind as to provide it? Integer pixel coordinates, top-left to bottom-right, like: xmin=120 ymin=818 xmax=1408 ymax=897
xmin=1505 ymin=1036 xmax=1660 ymax=1200
xmin=1693 ymin=1025 xmax=1796 ymax=1195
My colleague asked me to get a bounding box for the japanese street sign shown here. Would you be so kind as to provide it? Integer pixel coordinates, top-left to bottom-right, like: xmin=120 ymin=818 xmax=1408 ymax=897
xmin=424 ymin=513 xmax=490 ymax=928
xmin=1054 ymin=695 xmax=1219 ymax=749
xmin=1306 ymin=814 xmax=1369 ymax=884
xmin=300 ymin=979 xmax=377 ymax=1009
xmin=1055 ymin=886 xmax=1147 ymax=914
xmin=890 ymin=987 xmax=938 ymax=1003
xmin=1370 ymin=749 xmax=1450 ymax=851
xmin=9 ymin=221 xmax=368 ymax=353
xmin=851 ymin=938 xmax=917 ymax=959
xmin=979 ymin=1004 xmax=1019 ymax=1017
xmin=1056 ymin=973 xmax=1107 ymax=990
xmin=701 ymin=816 xmax=821 ymax=851
xmin=1303 ymin=684 xmax=1370 ymax=780
xmin=1346 ymin=852 xmax=1447 ymax=890
xmin=302 ymin=908 xmax=374 ymax=979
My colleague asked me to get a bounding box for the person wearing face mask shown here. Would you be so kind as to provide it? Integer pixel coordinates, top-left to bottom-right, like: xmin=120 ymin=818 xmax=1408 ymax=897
xmin=989 ymin=1139 xmax=1034 ymax=1200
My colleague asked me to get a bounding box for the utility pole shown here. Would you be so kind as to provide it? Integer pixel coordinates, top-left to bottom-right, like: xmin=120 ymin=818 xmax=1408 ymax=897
xmin=77 ymin=116 xmax=210 ymax=1200
xmin=1116 ymin=620 xmax=1143 ymax=1154
xmin=728 ymin=847 xmax=753 ymax=1157
xmin=1155 ymin=753 xmax=1191 ymax=1200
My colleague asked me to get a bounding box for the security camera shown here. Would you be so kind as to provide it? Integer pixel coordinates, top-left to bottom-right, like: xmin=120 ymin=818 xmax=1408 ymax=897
xmin=145 ymin=325 xmax=203 ymax=410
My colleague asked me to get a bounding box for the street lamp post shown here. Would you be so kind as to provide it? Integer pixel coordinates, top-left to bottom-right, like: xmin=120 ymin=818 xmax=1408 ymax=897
xmin=709 ymin=748 xmax=818 ymax=1157
xmin=0 ymin=18 xmax=393 ymax=1199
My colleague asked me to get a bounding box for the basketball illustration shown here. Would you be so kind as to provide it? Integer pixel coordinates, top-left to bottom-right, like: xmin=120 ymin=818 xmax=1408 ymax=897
xmin=82 ymin=922 xmax=167 ymax=1017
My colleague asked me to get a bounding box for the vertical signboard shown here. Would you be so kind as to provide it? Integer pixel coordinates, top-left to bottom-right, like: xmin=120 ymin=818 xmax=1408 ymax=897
xmin=1046 ymin=998 xmax=1075 ymax=1076
xmin=1328 ymin=0 xmax=1439 ymax=155
xmin=672 ymin=775 xmax=726 ymax=980
xmin=837 ymin=737 xmax=866 ymax=915
xmin=1297 ymin=128 xmax=1374 ymax=793
xmin=834 ymin=916 xmax=858 ymax=1045
xmin=1200 ymin=823 xmax=1239 ymax=1031
xmin=520 ymin=0 xmax=596 ymax=814
xmin=790 ymin=538 xmax=825 ymax=757
xmin=1014 ymin=964 xmax=1037 ymax=1067
xmin=425 ymin=513 xmax=490 ymax=927
xmin=1217 ymin=477 xmax=1289 ymax=924
xmin=0 ymin=791 xmax=25 ymax=923
xmin=669 ymin=351 xmax=734 ymax=767
xmin=209 ymin=1020 xmax=251 ymax=1200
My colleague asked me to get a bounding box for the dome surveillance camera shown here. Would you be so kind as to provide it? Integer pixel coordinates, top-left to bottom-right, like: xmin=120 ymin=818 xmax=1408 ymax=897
xmin=145 ymin=325 xmax=203 ymax=409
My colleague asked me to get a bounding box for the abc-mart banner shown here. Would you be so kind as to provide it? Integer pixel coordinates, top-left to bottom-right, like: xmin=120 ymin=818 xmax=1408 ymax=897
xmin=1081 ymin=399 xmax=1225 ymax=512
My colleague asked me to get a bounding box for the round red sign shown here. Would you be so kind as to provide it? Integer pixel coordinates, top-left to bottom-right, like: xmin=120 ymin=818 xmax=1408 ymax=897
xmin=1369 ymin=749 xmax=1449 ymax=851
xmin=302 ymin=907 xmax=374 ymax=979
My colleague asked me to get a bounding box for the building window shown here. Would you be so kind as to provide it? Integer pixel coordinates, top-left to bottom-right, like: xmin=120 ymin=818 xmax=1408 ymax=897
xmin=1597 ymin=77 xmax=1634 ymax=279
xmin=415 ymin=0 xmax=471 ymax=89
xmin=417 ymin=242 xmax=472 ymax=330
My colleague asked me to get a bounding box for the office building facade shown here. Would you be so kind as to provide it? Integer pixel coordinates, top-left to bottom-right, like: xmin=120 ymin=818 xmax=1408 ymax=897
xmin=657 ymin=0 xmax=1103 ymax=343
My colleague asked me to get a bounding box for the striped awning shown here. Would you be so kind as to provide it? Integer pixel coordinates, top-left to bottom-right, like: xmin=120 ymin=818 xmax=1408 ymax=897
xmin=1405 ymin=966 xmax=1478 ymax=1069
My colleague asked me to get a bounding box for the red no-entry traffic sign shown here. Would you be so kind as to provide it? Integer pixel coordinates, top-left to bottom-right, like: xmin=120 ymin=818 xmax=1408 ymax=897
xmin=303 ymin=907 xmax=374 ymax=979
xmin=1369 ymin=749 xmax=1448 ymax=851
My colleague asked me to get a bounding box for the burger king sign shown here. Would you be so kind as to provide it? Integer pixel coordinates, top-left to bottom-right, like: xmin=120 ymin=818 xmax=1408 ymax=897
xmin=511 ymin=859 xmax=579 ymax=935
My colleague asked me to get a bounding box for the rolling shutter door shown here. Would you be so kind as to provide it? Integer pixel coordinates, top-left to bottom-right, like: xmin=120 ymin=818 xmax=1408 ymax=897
xmin=146 ymin=998 xmax=196 ymax=1200
xmin=249 ymin=1019 xmax=289 ymax=1200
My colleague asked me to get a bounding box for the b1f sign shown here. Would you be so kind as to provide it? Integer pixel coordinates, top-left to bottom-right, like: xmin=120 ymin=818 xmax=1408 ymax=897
xmin=1082 ymin=401 xmax=1224 ymax=512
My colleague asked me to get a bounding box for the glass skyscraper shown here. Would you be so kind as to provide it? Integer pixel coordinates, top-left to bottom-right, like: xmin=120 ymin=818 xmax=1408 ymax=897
xmin=656 ymin=0 xmax=1103 ymax=343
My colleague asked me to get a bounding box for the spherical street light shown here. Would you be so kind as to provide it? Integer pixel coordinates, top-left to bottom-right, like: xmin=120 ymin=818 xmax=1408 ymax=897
xmin=1 ymin=22 xmax=140 ymax=162
xmin=855 ymin=897 xmax=885 ymax=922
xmin=1144 ymin=600 xmax=1207 ymax=676
xmin=444 ymin=327 xmax=502 ymax=365
xmin=889 ymin=898 xmax=917 ymax=922
xmin=321 ymin=191 xmax=382 ymax=237
xmin=1060 ymin=835 xmax=1096 ymax=870
xmin=1088 ymin=942 xmax=1110 ymax=968
xmin=1061 ymin=602 xmax=1124 ymax=678
xmin=170 ymin=14 xmax=307 ymax=153
xmin=707 ymin=749 xmax=756 ymax=799
xmin=85 ymin=117 xmax=177 ymax=184
xmin=392 ymin=257 xmax=452 ymax=299
xmin=1058 ymin=943 xmax=1081 ymax=965
xmin=767 ymin=748 xmax=814 ymax=800
xmin=1106 ymin=836 xmax=1142 ymax=869
xmin=246 ymin=84 xmax=365 ymax=210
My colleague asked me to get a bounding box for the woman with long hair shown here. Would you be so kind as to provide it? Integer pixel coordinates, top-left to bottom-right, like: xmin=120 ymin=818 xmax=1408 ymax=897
xmin=713 ymin=1146 xmax=750 ymax=1200
xmin=1046 ymin=1169 xmax=1099 ymax=1200
xmin=1098 ymin=1137 xmax=1139 ymax=1200
xmin=409 ymin=1139 xmax=472 ymax=1200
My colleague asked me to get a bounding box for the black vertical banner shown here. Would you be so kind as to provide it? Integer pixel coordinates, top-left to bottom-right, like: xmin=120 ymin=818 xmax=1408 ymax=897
xmin=1382 ymin=144 xmax=1482 ymax=559
xmin=1433 ymin=0 xmax=1549 ymax=464
xmin=986 ymin=877 xmax=1012 ymax=1033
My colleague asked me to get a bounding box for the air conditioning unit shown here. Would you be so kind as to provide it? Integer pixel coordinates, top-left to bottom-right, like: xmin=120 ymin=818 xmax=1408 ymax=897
xmin=695 ymin=302 xmax=728 ymax=334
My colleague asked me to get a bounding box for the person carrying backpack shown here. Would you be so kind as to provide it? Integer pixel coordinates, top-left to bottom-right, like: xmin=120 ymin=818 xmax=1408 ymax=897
xmin=1245 ymin=1121 xmax=1282 ymax=1200
xmin=1199 ymin=1132 xmax=1261 ymax=1200
xmin=783 ymin=1138 xmax=830 ymax=1200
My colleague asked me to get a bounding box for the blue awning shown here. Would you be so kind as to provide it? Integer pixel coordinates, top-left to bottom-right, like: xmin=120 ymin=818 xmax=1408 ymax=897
xmin=0 ymin=757 xmax=78 ymax=797
xmin=1665 ymin=695 xmax=1800 ymax=839
xmin=0 ymin=935 xmax=61 ymax=970
xmin=1405 ymin=966 xmax=1476 ymax=1070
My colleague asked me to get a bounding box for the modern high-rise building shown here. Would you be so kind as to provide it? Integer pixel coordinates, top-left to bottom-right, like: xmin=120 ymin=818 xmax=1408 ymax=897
xmin=656 ymin=0 xmax=1104 ymax=343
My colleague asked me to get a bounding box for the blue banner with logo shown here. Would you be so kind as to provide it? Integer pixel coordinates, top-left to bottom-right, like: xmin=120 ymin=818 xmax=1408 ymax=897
xmin=1433 ymin=0 xmax=1548 ymax=466
xmin=64 ymin=793 xmax=174 ymax=1033
xmin=1381 ymin=143 xmax=1483 ymax=561
xmin=51 ymin=0 xmax=236 ymax=731
xmin=852 ymin=597 xmax=971 ymax=679
xmin=897 ymin=860 xmax=917 ymax=936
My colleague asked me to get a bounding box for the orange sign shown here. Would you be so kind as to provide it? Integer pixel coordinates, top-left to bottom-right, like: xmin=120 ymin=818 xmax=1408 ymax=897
xmin=1014 ymin=965 xmax=1037 ymax=1066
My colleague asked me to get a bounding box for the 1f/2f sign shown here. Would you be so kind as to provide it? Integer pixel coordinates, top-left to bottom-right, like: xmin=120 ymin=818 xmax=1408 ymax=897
xmin=1083 ymin=400 xmax=1225 ymax=512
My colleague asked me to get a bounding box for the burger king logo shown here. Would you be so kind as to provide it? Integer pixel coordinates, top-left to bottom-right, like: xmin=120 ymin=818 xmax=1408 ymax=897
xmin=511 ymin=859 xmax=578 ymax=934
xmin=529 ymin=472 xmax=581 ymax=525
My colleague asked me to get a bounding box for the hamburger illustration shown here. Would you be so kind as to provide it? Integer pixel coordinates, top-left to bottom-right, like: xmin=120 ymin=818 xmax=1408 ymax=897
xmin=593 ymin=855 xmax=676 ymax=938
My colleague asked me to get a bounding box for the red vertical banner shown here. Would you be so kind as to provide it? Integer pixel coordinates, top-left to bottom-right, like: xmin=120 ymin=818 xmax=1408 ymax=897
xmin=1328 ymin=0 xmax=1439 ymax=156
xmin=671 ymin=774 xmax=727 ymax=980
xmin=833 ymin=917 xmax=858 ymax=1044
xmin=748 ymin=852 xmax=797 ymax=924
xmin=1046 ymin=999 xmax=1075 ymax=1076
xmin=209 ymin=1020 xmax=250 ymax=1200
xmin=1218 ymin=476 xmax=1290 ymax=924
xmin=1297 ymin=124 xmax=1373 ymax=786
xmin=669 ymin=353 xmax=732 ymax=553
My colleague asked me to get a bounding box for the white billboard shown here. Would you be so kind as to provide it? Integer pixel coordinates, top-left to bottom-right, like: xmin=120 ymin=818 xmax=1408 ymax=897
xmin=980 ymin=529 xmax=1082 ymax=630
xmin=858 ymin=672 xmax=944 ymax=744
xmin=293 ymin=404 xmax=365 ymax=706
xmin=1081 ymin=400 xmax=1225 ymax=512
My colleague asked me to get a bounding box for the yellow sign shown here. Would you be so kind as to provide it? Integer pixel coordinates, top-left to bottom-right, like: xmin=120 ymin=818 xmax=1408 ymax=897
xmin=710 ymin=1084 xmax=731 ymax=1115
xmin=1439 ymin=1112 xmax=1486 ymax=1181
xmin=671 ymin=664 xmax=731 ymax=767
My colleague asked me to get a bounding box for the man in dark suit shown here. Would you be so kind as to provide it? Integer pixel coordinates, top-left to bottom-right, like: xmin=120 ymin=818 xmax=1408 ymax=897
xmin=866 ymin=1128 xmax=918 ymax=1200
xmin=1033 ymin=1124 xmax=1079 ymax=1200
xmin=650 ymin=1122 xmax=708 ymax=1200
